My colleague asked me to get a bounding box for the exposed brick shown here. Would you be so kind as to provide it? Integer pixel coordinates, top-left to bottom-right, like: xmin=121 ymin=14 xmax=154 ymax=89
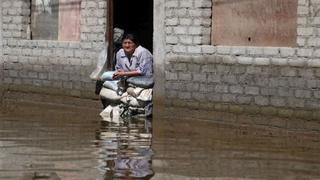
xmin=288 ymin=98 xmax=305 ymax=108
xmin=229 ymin=85 xmax=244 ymax=94
xmin=215 ymin=85 xmax=229 ymax=93
xmin=270 ymin=97 xmax=286 ymax=107
xmin=192 ymin=93 xmax=206 ymax=102
xmin=254 ymin=96 xmax=269 ymax=106
xmin=193 ymin=73 xmax=207 ymax=82
xmin=221 ymin=94 xmax=237 ymax=103
xmin=178 ymin=72 xmax=192 ymax=81
xmin=295 ymin=89 xmax=312 ymax=98
xmin=245 ymin=86 xmax=260 ymax=95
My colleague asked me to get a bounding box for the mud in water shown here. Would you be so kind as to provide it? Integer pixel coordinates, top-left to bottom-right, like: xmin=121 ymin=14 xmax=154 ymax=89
xmin=0 ymin=91 xmax=320 ymax=179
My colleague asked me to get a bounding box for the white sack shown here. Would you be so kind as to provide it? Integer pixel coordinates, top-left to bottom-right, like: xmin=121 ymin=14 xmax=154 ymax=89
xmin=99 ymin=87 xmax=122 ymax=102
xmin=100 ymin=105 xmax=121 ymax=124
xmin=137 ymin=89 xmax=153 ymax=102
xmin=103 ymin=80 xmax=119 ymax=91
xmin=120 ymin=95 xmax=141 ymax=107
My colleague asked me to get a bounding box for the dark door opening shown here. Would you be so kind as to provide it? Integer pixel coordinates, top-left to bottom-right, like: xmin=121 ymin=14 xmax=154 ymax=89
xmin=113 ymin=0 xmax=153 ymax=53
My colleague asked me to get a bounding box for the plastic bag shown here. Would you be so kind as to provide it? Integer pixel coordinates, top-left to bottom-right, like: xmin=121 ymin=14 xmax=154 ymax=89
xmin=89 ymin=43 xmax=108 ymax=80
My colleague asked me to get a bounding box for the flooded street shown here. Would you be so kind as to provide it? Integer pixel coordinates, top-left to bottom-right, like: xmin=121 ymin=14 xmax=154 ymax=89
xmin=152 ymin=115 xmax=320 ymax=179
xmin=1 ymin=91 xmax=320 ymax=179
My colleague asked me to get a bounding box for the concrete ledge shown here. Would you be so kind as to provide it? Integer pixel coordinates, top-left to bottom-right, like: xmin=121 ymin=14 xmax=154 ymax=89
xmin=165 ymin=99 xmax=320 ymax=121
xmin=167 ymin=52 xmax=320 ymax=68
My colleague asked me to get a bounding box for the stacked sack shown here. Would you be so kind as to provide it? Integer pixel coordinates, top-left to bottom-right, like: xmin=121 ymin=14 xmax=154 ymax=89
xmin=99 ymin=71 xmax=154 ymax=123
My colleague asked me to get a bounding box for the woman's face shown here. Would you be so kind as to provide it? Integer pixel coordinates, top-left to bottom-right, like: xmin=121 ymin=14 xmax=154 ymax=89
xmin=122 ymin=39 xmax=137 ymax=56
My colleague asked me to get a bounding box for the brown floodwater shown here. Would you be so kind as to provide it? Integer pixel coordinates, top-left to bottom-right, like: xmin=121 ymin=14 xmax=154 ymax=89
xmin=0 ymin=91 xmax=320 ymax=180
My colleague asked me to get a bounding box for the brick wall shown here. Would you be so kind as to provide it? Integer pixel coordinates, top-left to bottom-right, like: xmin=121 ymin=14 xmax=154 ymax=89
xmin=162 ymin=0 xmax=320 ymax=119
xmin=1 ymin=0 xmax=106 ymax=98
xmin=0 ymin=0 xmax=2 ymax=86
xmin=1 ymin=0 xmax=320 ymax=118
xmin=165 ymin=0 xmax=212 ymax=52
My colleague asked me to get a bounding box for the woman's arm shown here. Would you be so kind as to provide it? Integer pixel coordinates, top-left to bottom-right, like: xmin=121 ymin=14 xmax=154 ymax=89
xmin=112 ymin=69 xmax=140 ymax=80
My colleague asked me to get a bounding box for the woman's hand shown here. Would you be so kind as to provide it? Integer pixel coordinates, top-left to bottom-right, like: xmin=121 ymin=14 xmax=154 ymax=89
xmin=112 ymin=69 xmax=125 ymax=80
xmin=112 ymin=69 xmax=141 ymax=80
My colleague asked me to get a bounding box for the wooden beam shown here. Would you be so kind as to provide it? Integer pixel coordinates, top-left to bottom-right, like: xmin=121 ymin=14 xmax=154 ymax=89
xmin=106 ymin=0 xmax=114 ymax=70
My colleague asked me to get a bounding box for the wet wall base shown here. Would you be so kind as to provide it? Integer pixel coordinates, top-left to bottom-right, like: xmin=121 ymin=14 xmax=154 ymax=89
xmin=164 ymin=55 xmax=320 ymax=120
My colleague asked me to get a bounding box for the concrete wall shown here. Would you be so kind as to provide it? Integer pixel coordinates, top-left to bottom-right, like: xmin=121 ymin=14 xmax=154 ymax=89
xmin=156 ymin=0 xmax=320 ymax=119
xmin=1 ymin=0 xmax=106 ymax=98
xmin=0 ymin=1 xmax=3 ymax=86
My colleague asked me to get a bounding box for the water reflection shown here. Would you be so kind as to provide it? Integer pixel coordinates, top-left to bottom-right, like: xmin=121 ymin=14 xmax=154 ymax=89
xmin=0 ymin=92 xmax=154 ymax=180
xmin=95 ymin=118 xmax=154 ymax=179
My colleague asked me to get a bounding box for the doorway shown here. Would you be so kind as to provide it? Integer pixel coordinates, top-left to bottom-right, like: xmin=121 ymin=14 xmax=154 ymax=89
xmin=113 ymin=0 xmax=153 ymax=52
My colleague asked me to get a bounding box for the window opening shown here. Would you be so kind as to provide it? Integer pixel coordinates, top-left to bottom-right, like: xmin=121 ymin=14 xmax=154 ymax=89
xmin=212 ymin=0 xmax=298 ymax=47
xmin=31 ymin=0 xmax=81 ymax=41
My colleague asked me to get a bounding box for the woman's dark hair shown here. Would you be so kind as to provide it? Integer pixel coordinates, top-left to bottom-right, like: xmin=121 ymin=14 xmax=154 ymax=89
xmin=121 ymin=33 xmax=139 ymax=45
